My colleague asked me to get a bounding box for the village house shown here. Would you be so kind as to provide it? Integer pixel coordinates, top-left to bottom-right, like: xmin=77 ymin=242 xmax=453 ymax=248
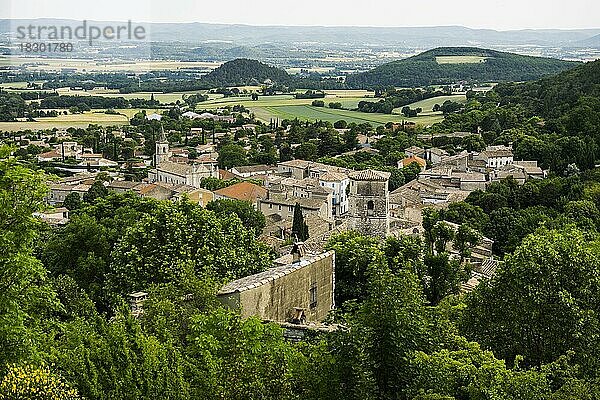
xmin=259 ymin=191 xmax=332 ymax=222
xmin=213 ymin=181 xmax=268 ymax=205
xmin=34 ymin=207 xmax=70 ymax=225
xmin=490 ymin=160 xmax=545 ymax=184
xmin=47 ymin=183 xmax=91 ymax=205
xmin=37 ymin=149 xmax=62 ymax=162
xmin=399 ymin=155 xmax=427 ymax=170
xmin=474 ymin=145 xmax=514 ymax=169
xmin=319 ymin=172 xmax=350 ymax=216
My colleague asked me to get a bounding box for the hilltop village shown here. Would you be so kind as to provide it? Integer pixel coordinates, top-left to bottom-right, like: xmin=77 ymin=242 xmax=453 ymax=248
xmin=34 ymin=101 xmax=551 ymax=324
xmin=2 ymin=45 xmax=600 ymax=398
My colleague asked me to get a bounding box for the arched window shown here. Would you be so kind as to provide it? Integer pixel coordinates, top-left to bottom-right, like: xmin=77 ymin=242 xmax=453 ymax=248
xmin=367 ymin=200 xmax=374 ymax=216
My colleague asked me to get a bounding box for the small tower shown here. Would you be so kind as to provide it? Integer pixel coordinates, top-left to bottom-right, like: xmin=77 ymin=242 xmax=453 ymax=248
xmin=155 ymin=125 xmax=170 ymax=167
xmin=347 ymin=169 xmax=391 ymax=238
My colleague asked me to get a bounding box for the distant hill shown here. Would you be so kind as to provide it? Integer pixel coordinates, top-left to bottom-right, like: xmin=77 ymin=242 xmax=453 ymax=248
xmin=494 ymin=58 xmax=600 ymax=119
xmin=576 ymin=34 xmax=600 ymax=48
xmin=346 ymin=47 xmax=580 ymax=88
xmin=3 ymin=20 xmax=599 ymax=48
xmin=201 ymin=58 xmax=292 ymax=86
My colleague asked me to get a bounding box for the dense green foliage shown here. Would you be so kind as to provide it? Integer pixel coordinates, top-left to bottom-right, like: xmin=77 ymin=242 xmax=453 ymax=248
xmin=346 ymin=47 xmax=578 ymax=88
xmin=201 ymin=58 xmax=293 ymax=87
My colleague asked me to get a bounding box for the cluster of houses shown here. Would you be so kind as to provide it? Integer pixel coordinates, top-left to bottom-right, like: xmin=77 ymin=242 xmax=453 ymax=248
xmin=39 ymin=126 xmax=549 ymax=332
xmin=391 ymin=144 xmax=545 ymax=225
xmin=36 ymin=140 xmax=118 ymax=168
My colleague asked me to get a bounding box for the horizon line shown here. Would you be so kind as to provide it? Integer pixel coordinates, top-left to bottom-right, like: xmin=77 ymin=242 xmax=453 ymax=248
xmin=1 ymin=18 xmax=599 ymax=32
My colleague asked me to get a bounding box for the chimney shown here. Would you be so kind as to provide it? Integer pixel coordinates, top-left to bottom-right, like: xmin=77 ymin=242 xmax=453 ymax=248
xmin=291 ymin=241 xmax=305 ymax=264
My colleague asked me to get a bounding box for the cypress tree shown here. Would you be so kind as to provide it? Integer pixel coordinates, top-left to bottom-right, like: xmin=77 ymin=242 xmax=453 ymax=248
xmin=291 ymin=203 xmax=309 ymax=241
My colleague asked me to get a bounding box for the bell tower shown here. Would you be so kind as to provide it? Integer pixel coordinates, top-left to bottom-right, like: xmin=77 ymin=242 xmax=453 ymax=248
xmin=155 ymin=125 xmax=170 ymax=167
xmin=347 ymin=169 xmax=391 ymax=238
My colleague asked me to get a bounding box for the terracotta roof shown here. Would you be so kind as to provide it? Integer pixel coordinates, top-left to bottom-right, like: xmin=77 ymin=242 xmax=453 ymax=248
xmin=279 ymin=159 xmax=311 ymax=169
xmin=404 ymin=146 xmax=425 ymax=155
xmin=319 ymin=171 xmax=348 ymax=182
xmin=349 ymin=169 xmax=391 ymax=181
xmin=214 ymin=181 xmax=267 ymax=202
xmin=402 ymin=155 xmax=427 ymax=168
xmin=262 ymin=193 xmax=326 ymax=210
xmin=38 ymin=150 xmax=61 ymax=159
xmin=158 ymin=161 xmax=193 ymax=176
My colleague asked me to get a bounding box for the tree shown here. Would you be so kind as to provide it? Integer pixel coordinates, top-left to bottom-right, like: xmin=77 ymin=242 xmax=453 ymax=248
xmin=217 ymin=144 xmax=247 ymax=169
xmin=325 ymin=231 xmax=381 ymax=306
xmin=356 ymin=264 xmax=428 ymax=399
xmin=294 ymin=142 xmax=318 ymax=161
xmin=462 ymin=227 xmax=600 ymax=374
xmin=83 ymin=180 xmax=108 ymax=203
xmin=107 ymin=202 xmax=273 ymax=298
xmin=421 ymin=209 xmax=472 ymax=305
xmin=292 ymin=203 xmax=309 ymax=241
xmin=63 ymin=192 xmax=82 ymax=210
xmin=186 ymin=308 xmax=301 ymax=400
xmin=206 ymin=199 xmax=266 ymax=236
xmin=0 ymin=145 xmax=57 ymax=365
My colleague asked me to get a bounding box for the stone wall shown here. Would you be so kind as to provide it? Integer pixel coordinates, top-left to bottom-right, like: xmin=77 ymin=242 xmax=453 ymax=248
xmin=218 ymin=252 xmax=335 ymax=323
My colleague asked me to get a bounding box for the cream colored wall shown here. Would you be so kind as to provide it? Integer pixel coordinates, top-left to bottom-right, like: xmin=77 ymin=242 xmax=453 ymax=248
xmin=229 ymin=252 xmax=335 ymax=323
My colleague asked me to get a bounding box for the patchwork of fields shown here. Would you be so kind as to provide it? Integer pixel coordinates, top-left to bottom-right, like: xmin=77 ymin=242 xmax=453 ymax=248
xmin=0 ymin=86 xmax=467 ymax=130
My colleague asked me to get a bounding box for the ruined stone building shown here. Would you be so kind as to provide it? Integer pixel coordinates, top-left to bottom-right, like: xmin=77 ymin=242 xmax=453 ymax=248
xmin=217 ymin=245 xmax=335 ymax=324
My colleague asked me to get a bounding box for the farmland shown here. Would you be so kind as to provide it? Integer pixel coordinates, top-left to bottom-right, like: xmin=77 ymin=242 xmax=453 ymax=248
xmin=0 ymin=88 xmax=449 ymax=130
xmin=197 ymin=91 xmax=444 ymax=125
xmin=392 ymin=94 xmax=467 ymax=115
xmin=435 ymin=55 xmax=488 ymax=64
xmin=0 ymin=56 xmax=221 ymax=73
xmin=0 ymin=111 xmax=130 ymax=131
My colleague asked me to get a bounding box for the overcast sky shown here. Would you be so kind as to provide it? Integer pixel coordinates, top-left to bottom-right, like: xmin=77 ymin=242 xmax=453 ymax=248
xmin=1 ymin=0 xmax=598 ymax=30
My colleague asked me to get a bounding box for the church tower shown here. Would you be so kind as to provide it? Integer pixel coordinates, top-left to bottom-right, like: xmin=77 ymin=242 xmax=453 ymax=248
xmin=155 ymin=125 xmax=170 ymax=167
xmin=347 ymin=169 xmax=391 ymax=238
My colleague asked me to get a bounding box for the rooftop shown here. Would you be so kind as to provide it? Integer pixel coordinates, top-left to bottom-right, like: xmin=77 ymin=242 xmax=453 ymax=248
xmin=348 ymin=169 xmax=391 ymax=182
xmin=218 ymin=251 xmax=334 ymax=295
xmin=214 ymin=181 xmax=267 ymax=202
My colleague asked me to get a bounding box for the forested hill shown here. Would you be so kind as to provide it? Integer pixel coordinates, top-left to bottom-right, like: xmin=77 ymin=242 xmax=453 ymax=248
xmin=346 ymin=47 xmax=579 ymax=88
xmin=494 ymin=58 xmax=600 ymax=119
xmin=201 ymin=58 xmax=292 ymax=87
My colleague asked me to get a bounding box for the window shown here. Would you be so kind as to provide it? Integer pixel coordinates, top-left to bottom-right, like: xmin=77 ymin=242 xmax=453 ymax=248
xmin=367 ymin=200 xmax=375 ymax=216
xmin=278 ymin=205 xmax=282 ymax=211
xmin=309 ymin=283 xmax=317 ymax=308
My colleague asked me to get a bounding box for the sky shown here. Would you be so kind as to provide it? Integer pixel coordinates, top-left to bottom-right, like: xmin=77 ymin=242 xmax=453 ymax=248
xmin=1 ymin=0 xmax=599 ymax=31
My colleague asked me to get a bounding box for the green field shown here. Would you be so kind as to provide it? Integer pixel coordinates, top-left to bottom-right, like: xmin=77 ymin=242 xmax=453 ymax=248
xmin=0 ymin=89 xmax=448 ymax=131
xmin=393 ymin=95 xmax=467 ymax=115
xmin=0 ymin=111 xmax=130 ymax=131
xmin=195 ymin=90 xmax=441 ymax=125
xmin=251 ymin=105 xmax=443 ymax=126
xmin=435 ymin=56 xmax=488 ymax=64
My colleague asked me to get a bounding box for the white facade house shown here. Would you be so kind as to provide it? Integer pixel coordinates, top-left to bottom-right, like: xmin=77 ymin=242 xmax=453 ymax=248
xmin=319 ymin=172 xmax=350 ymax=216
xmin=475 ymin=146 xmax=514 ymax=169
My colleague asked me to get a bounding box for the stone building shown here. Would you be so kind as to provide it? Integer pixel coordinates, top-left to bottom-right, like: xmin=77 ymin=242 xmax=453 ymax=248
xmin=217 ymin=245 xmax=335 ymax=323
xmin=347 ymin=169 xmax=391 ymax=238
xmin=148 ymin=126 xmax=218 ymax=188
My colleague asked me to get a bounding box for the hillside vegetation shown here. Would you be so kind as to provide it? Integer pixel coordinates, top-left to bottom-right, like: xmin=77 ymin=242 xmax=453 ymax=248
xmin=346 ymin=47 xmax=579 ymax=88
xmin=201 ymin=58 xmax=293 ymax=87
